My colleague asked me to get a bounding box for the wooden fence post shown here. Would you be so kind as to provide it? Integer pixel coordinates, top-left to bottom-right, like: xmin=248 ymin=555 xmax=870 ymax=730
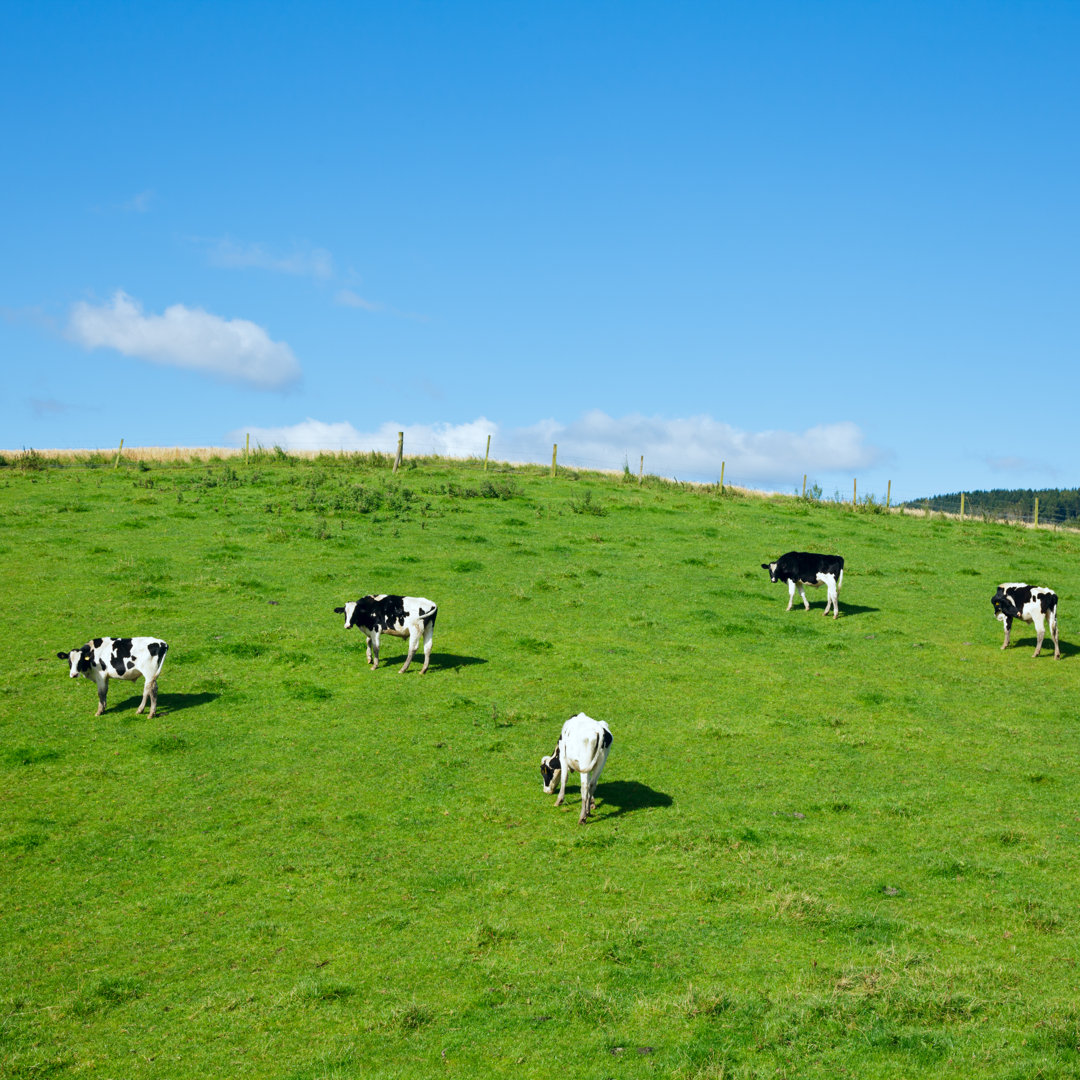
xmin=720 ymin=461 xmax=725 ymax=494
xmin=960 ymin=493 xmax=964 ymax=521
xmin=484 ymin=434 xmax=490 ymax=471
xmin=551 ymin=444 xmax=557 ymax=478
xmin=638 ymin=454 xmax=643 ymax=484
xmin=886 ymin=480 xmax=891 ymax=509
xmin=1034 ymin=497 xmax=1039 ymax=527
xmin=245 ymin=433 xmax=250 ymax=465
xmin=113 ymin=438 xmax=124 ymax=469
xmin=853 ymin=478 xmax=857 ymax=508
xmin=393 ymin=431 xmax=403 ymax=473
xmin=802 ymin=474 xmax=807 ymax=499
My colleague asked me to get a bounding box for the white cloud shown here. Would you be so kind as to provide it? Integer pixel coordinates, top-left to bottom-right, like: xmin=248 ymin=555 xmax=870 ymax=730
xmin=334 ymin=288 xmax=383 ymax=311
xmin=229 ymin=410 xmax=878 ymax=485
xmin=68 ymin=290 xmax=301 ymax=389
xmin=204 ymin=238 xmax=334 ymax=279
xmin=233 ymin=417 xmax=496 ymax=457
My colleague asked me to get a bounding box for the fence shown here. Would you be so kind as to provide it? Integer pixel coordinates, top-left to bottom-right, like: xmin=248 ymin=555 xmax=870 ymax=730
xmin=5 ymin=440 xmax=1078 ymax=531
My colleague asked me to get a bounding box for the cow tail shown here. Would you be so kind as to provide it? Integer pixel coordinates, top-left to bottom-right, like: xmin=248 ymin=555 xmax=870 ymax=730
xmin=838 ymin=567 xmax=844 ymax=591
xmin=424 ymin=604 xmax=438 ymax=628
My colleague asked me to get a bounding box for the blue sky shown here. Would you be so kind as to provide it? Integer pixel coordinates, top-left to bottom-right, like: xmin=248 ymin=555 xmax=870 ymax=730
xmin=3 ymin=1 xmax=1078 ymax=500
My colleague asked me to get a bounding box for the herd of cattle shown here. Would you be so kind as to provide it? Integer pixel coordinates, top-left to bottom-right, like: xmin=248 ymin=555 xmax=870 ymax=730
xmin=55 ymin=551 xmax=1064 ymax=824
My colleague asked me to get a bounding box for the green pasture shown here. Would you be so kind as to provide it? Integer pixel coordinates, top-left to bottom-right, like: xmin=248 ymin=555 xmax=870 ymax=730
xmin=2 ymin=455 xmax=1079 ymax=1078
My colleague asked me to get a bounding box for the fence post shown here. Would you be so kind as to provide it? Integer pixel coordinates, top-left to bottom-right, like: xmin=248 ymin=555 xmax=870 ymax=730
xmin=551 ymin=443 xmax=557 ymax=478
xmin=484 ymin=434 xmax=490 ymax=471
xmin=1034 ymin=497 xmax=1039 ymax=527
xmin=802 ymin=474 xmax=807 ymax=499
xmin=393 ymin=431 xmax=403 ymax=473
xmin=113 ymin=438 xmax=124 ymax=469
xmin=720 ymin=461 xmax=725 ymax=494
xmin=960 ymin=492 xmax=964 ymax=521
xmin=245 ymin=433 xmax=250 ymax=465
xmin=886 ymin=480 xmax=891 ymax=509
xmin=639 ymin=454 xmax=643 ymax=484
xmin=853 ymin=478 xmax=857 ymax=508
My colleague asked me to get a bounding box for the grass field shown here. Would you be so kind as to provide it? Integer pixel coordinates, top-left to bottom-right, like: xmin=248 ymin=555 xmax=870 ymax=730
xmin=3 ymin=454 xmax=1079 ymax=1079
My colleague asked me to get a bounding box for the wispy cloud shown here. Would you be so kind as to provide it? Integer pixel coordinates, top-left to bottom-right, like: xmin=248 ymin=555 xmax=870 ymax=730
xmin=334 ymin=288 xmax=383 ymax=311
xmin=201 ymin=237 xmax=334 ymax=279
xmin=229 ymin=411 xmax=879 ymax=486
xmin=334 ymin=288 xmax=428 ymax=322
xmin=29 ymin=398 xmax=74 ymax=416
xmin=986 ymin=455 xmax=1050 ymax=473
xmin=123 ymin=189 xmax=155 ymax=213
xmin=68 ymin=290 xmax=301 ymax=389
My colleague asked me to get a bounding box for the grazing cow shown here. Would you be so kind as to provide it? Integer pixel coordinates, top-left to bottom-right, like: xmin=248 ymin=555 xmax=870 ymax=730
xmin=992 ymin=583 xmax=1061 ymax=659
xmin=334 ymin=594 xmax=438 ymax=673
xmin=761 ymin=551 xmax=845 ymax=618
xmin=57 ymin=637 xmax=169 ymax=718
xmin=540 ymin=713 xmax=614 ymax=825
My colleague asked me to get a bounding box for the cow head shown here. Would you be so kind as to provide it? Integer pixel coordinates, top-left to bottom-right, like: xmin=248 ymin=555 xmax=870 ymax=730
xmin=991 ymin=589 xmax=1019 ymax=620
xmin=761 ymin=561 xmax=779 ymax=583
xmin=334 ymin=601 xmax=358 ymax=628
xmin=540 ymin=748 xmax=562 ymax=793
xmin=57 ymin=645 xmax=92 ymax=677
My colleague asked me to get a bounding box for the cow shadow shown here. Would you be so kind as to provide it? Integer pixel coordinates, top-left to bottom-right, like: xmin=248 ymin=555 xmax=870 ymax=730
xmin=596 ymin=780 xmax=673 ymax=820
xmin=834 ymin=603 xmax=879 ymax=617
xmin=1004 ymin=636 xmax=1078 ymax=659
xmin=114 ymin=692 xmax=220 ymax=717
xmin=427 ymin=652 xmax=487 ymax=672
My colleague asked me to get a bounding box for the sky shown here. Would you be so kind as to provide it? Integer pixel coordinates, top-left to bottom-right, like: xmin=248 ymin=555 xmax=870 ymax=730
xmin=3 ymin=1 xmax=1079 ymax=501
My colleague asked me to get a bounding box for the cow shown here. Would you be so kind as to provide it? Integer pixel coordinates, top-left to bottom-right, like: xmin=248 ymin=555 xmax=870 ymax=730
xmin=57 ymin=637 xmax=169 ymax=718
xmin=540 ymin=713 xmax=614 ymax=825
xmin=991 ymin=583 xmax=1061 ymax=659
xmin=334 ymin=594 xmax=438 ymax=673
xmin=761 ymin=551 xmax=845 ymax=618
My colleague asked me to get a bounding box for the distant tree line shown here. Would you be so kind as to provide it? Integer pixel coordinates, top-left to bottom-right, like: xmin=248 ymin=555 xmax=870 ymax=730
xmin=904 ymin=487 xmax=1080 ymax=524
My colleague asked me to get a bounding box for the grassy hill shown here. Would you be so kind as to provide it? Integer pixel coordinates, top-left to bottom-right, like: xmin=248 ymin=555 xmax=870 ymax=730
xmin=3 ymin=454 xmax=1080 ymax=1079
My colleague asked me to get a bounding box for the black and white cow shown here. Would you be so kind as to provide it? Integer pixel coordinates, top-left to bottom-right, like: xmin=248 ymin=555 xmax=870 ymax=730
xmin=540 ymin=713 xmax=614 ymax=825
xmin=334 ymin=594 xmax=438 ymax=673
xmin=991 ymin=583 xmax=1061 ymax=659
xmin=761 ymin=551 xmax=845 ymax=618
xmin=57 ymin=637 xmax=169 ymax=718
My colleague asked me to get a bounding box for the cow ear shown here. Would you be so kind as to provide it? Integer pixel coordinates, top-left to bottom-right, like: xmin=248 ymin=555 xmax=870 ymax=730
xmin=333 ymin=607 xmax=345 ymax=614
xmin=57 ymin=651 xmax=68 ymax=660
xmin=761 ymin=563 xmax=770 ymax=570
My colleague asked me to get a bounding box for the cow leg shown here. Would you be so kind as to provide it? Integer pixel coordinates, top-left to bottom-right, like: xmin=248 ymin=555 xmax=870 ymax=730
xmin=370 ymin=631 xmax=380 ymax=669
xmin=400 ymin=626 xmax=420 ymax=673
xmin=556 ymin=752 xmax=568 ymax=807
xmin=579 ymin=770 xmax=591 ymax=823
xmin=147 ymin=678 xmax=158 ymax=719
xmin=1050 ymin=609 xmax=1061 ymax=659
xmin=786 ymin=579 xmax=796 ymax=611
xmin=825 ymin=575 xmax=839 ymax=618
xmin=1001 ymin=616 xmax=1012 ymax=650
xmin=420 ymin=621 xmax=434 ymax=674
xmin=95 ymin=675 xmax=108 ymax=716
xmin=1032 ymin=612 xmax=1046 ymax=657
xmin=797 ymin=583 xmax=810 ymax=611
xmin=137 ymin=676 xmax=151 ymax=714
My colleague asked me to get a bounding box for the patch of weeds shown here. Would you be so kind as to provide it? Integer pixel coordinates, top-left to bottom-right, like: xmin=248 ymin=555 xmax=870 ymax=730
xmin=386 ymin=1000 xmax=433 ymax=1031
xmin=468 ymin=921 xmax=515 ymax=952
xmin=451 ymin=559 xmax=484 ymax=573
xmin=517 ymin=637 xmax=553 ymax=653
xmin=1020 ymin=898 xmax=1063 ymax=934
xmin=4 ymin=831 xmax=48 ymax=853
xmin=295 ymin=978 xmax=354 ymax=1003
xmin=3 ymin=747 xmax=60 ymax=767
xmin=569 ymin=490 xmax=607 ymax=516
xmin=73 ymin=976 xmax=143 ymax=1015
xmin=221 ymin=642 xmax=267 ymax=659
xmin=147 ymin=735 xmax=188 ymax=754
xmin=284 ymin=680 xmax=333 ymax=702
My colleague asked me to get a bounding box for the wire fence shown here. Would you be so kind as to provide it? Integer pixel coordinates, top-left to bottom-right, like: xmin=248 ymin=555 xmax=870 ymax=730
xmin=5 ymin=442 xmax=1079 ymax=531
